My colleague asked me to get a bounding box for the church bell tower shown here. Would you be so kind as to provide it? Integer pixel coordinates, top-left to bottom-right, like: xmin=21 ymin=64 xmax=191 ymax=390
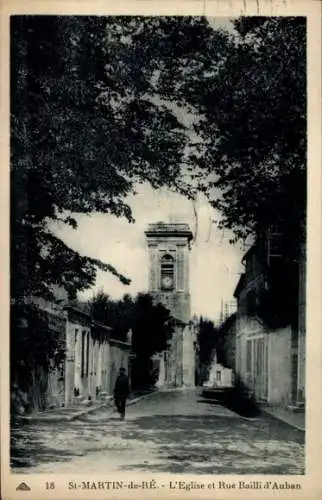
xmin=145 ymin=222 xmax=193 ymax=322
xmin=145 ymin=222 xmax=195 ymax=388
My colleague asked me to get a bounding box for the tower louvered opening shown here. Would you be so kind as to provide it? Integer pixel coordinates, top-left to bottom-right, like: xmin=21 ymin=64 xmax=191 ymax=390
xmin=161 ymin=254 xmax=175 ymax=289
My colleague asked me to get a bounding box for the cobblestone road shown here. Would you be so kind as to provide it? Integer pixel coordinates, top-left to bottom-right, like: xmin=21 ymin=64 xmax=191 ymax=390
xmin=11 ymin=389 xmax=304 ymax=474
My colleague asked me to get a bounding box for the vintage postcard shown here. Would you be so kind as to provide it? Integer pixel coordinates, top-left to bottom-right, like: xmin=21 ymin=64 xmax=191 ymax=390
xmin=1 ymin=0 xmax=321 ymax=499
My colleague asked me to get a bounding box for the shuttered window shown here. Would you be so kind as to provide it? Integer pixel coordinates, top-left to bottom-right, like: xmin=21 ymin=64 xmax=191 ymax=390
xmin=160 ymin=254 xmax=175 ymax=289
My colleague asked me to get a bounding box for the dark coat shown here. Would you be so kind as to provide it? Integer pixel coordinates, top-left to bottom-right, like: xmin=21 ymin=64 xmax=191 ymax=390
xmin=113 ymin=373 xmax=130 ymax=401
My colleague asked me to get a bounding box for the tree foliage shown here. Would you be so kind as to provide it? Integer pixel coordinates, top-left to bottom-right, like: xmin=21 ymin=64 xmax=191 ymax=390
xmin=11 ymin=16 xmax=306 ymax=397
xmin=130 ymin=293 xmax=173 ymax=357
xmin=131 ymin=293 xmax=174 ymax=388
xmin=196 ymin=316 xmax=229 ymax=385
xmin=11 ymin=16 xmax=208 ymax=397
xmin=12 ymin=16 xmax=306 ymax=300
xmin=89 ymin=290 xmax=173 ymax=354
xmin=197 ymin=317 xmax=219 ymax=366
xmin=11 ymin=16 xmax=193 ymax=303
xmin=106 ymin=16 xmax=306 ymax=245
xmin=154 ymin=17 xmax=306 ymax=243
xmin=89 ymin=290 xmax=135 ymax=342
xmin=89 ymin=291 xmax=173 ymax=388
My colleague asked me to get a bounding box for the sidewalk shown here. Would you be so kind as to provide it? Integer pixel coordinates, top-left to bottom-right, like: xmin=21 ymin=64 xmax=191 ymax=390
xmin=19 ymin=390 xmax=157 ymax=423
xmin=261 ymin=405 xmax=305 ymax=432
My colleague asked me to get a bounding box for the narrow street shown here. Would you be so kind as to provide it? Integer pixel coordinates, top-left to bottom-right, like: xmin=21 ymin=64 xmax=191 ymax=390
xmin=11 ymin=389 xmax=304 ymax=475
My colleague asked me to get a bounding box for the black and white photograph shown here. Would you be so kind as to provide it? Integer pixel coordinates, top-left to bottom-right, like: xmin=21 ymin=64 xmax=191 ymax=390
xmin=4 ymin=5 xmax=320 ymax=491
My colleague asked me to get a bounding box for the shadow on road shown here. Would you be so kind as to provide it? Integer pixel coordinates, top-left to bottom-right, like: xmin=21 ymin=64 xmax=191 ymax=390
xmin=196 ymin=398 xmax=222 ymax=405
xmin=11 ymin=392 xmax=304 ymax=475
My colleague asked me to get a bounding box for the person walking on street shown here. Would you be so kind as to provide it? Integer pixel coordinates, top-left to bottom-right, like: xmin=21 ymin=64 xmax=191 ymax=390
xmin=113 ymin=367 xmax=130 ymax=420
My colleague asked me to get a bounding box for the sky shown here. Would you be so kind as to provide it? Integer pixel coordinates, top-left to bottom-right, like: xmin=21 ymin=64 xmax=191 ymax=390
xmin=52 ymin=183 xmax=245 ymax=323
xmin=51 ymin=16 xmax=244 ymax=323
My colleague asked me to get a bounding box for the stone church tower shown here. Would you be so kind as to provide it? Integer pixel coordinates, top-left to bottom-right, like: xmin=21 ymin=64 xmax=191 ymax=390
xmin=145 ymin=222 xmax=196 ymax=387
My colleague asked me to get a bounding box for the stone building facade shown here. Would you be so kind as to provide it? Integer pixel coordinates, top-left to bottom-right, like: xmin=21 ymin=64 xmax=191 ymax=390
xmin=28 ymin=299 xmax=131 ymax=411
xmin=24 ymin=297 xmax=67 ymax=410
xmin=233 ymin=230 xmax=306 ymax=408
xmin=64 ymin=306 xmax=131 ymax=406
xmin=145 ymin=222 xmax=196 ymax=388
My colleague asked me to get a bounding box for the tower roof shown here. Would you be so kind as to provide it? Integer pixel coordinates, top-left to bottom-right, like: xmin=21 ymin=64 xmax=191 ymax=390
xmin=145 ymin=222 xmax=193 ymax=240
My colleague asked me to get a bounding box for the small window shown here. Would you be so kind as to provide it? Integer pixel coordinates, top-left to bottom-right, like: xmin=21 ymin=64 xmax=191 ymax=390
xmin=216 ymin=370 xmax=221 ymax=382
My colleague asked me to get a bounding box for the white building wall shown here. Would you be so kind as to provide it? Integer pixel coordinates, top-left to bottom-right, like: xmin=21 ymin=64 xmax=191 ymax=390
xmin=71 ymin=322 xmax=92 ymax=400
xmin=204 ymin=360 xmax=234 ymax=388
xmin=74 ymin=327 xmax=82 ymax=391
xmin=96 ymin=340 xmax=111 ymax=394
xmin=88 ymin=335 xmax=95 ymax=399
xmin=235 ymin=315 xmax=267 ymax=400
xmin=65 ymin=320 xmax=76 ymax=406
xmin=154 ymin=352 xmax=166 ymax=388
xmin=46 ymin=365 xmax=65 ymax=408
xmin=103 ymin=341 xmax=111 ymax=392
xmin=268 ymin=326 xmax=292 ymax=406
xmin=182 ymin=324 xmax=195 ymax=387
xmin=96 ymin=341 xmax=102 ymax=389
xmin=235 ymin=315 xmax=293 ymax=407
